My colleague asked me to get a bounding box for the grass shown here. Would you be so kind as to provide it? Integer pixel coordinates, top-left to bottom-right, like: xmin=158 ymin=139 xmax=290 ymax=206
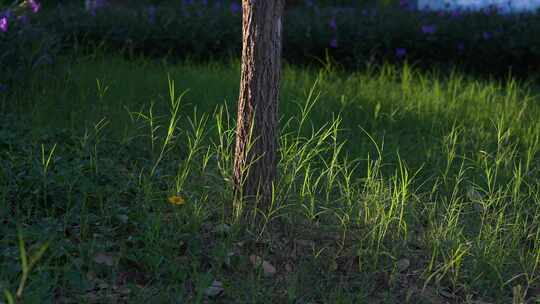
xmin=1 ymin=52 xmax=540 ymax=303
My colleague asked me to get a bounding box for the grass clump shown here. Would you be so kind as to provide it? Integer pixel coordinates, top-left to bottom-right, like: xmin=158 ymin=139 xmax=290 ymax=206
xmin=1 ymin=55 xmax=540 ymax=303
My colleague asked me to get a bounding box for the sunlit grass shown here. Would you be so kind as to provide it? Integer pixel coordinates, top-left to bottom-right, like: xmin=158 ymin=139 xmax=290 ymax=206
xmin=1 ymin=54 xmax=540 ymax=303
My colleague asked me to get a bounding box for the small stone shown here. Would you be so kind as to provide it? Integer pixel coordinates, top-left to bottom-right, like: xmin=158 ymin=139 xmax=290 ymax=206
xmin=93 ymin=252 xmax=114 ymax=266
xmin=204 ymin=280 xmax=224 ymax=297
xmin=249 ymin=255 xmax=276 ymax=276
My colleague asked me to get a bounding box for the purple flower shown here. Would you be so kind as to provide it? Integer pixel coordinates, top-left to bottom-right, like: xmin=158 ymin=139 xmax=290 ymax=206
xmin=305 ymin=0 xmax=314 ymax=7
xmin=0 ymin=84 xmax=7 ymax=93
xmin=230 ymin=2 xmax=240 ymax=14
xmin=201 ymin=0 xmax=208 ymax=6
xmin=483 ymin=5 xmax=498 ymax=15
xmin=0 ymin=17 xmax=7 ymax=32
xmin=96 ymin=0 xmax=107 ymax=7
xmin=86 ymin=0 xmax=107 ymax=16
xmin=399 ymin=0 xmax=408 ymax=8
xmin=395 ymin=48 xmax=407 ymax=58
xmin=421 ymin=24 xmax=437 ymax=34
xmin=457 ymin=42 xmax=464 ymax=52
xmin=147 ymin=5 xmax=156 ymax=24
xmin=28 ymin=0 xmax=41 ymax=13
xmin=329 ymin=37 xmax=338 ymax=48
xmin=18 ymin=15 xmax=29 ymax=25
xmin=329 ymin=17 xmax=337 ymax=30
xmin=1 ymin=9 xmax=11 ymax=18
xmin=482 ymin=31 xmax=492 ymax=40
xmin=451 ymin=10 xmax=461 ymax=18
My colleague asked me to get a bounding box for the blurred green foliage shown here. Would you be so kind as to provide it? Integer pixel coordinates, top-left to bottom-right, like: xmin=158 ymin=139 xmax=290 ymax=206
xmin=2 ymin=0 xmax=539 ymax=92
xmin=39 ymin=2 xmax=539 ymax=76
xmin=0 ymin=2 xmax=60 ymax=91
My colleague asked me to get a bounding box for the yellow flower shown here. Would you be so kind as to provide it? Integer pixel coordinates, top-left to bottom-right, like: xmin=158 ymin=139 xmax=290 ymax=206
xmin=168 ymin=195 xmax=185 ymax=205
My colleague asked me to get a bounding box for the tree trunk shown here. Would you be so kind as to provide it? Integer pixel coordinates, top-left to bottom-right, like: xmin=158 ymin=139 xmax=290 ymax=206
xmin=233 ymin=0 xmax=285 ymax=213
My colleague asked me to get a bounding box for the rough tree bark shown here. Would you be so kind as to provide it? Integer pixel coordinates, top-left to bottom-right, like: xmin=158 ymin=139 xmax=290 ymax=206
xmin=233 ymin=0 xmax=285 ymax=212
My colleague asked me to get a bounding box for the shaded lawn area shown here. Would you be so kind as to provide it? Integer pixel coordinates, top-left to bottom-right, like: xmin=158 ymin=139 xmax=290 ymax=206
xmin=1 ymin=54 xmax=540 ymax=303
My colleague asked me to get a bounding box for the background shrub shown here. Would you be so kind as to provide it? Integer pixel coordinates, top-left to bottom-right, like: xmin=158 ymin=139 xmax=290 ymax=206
xmin=0 ymin=3 xmax=60 ymax=94
xmin=43 ymin=2 xmax=540 ymax=76
xmin=3 ymin=0 xmax=540 ymax=91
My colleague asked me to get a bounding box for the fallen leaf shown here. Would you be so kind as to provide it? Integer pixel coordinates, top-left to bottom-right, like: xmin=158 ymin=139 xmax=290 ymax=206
xmin=116 ymin=214 xmax=129 ymax=223
xmin=397 ymin=258 xmax=410 ymax=272
xmin=224 ymin=251 xmax=235 ymax=267
xmin=285 ymin=263 xmax=293 ymax=272
xmin=249 ymin=255 xmax=276 ymax=276
xmin=113 ymin=286 xmax=131 ymax=295
xmin=94 ymin=252 xmax=114 ymax=266
xmin=204 ymin=280 xmax=224 ymax=297
xmin=86 ymin=271 xmax=96 ymax=280
xmin=177 ymin=255 xmax=190 ymax=264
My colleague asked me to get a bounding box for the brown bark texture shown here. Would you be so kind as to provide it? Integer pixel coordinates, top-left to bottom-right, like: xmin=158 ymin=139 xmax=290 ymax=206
xmin=233 ymin=0 xmax=285 ymax=210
